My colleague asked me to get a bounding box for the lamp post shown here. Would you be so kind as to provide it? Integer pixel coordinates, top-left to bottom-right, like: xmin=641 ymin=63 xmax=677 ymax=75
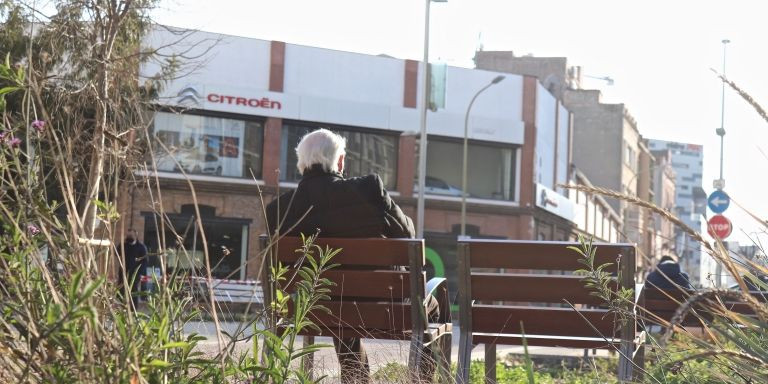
xmin=713 ymin=38 xmax=730 ymax=287
xmin=715 ymin=39 xmax=729 ymax=190
xmin=460 ymin=75 xmax=505 ymax=237
xmin=415 ymin=0 xmax=446 ymax=238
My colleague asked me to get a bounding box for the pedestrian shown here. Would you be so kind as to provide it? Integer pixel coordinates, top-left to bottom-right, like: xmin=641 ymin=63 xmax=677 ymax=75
xmin=118 ymin=228 xmax=148 ymax=307
xmin=646 ymin=255 xmax=693 ymax=290
xmin=266 ymin=128 xmax=437 ymax=383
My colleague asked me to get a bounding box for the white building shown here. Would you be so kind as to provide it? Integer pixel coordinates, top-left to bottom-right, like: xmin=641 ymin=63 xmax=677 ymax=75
xmin=647 ymin=139 xmax=712 ymax=286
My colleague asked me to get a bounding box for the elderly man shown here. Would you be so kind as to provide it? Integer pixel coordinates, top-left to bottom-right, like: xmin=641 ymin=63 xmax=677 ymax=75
xmin=266 ymin=128 xmax=427 ymax=383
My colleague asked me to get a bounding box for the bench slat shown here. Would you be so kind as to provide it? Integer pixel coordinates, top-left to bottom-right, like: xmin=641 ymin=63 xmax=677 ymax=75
xmin=462 ymin=240 xmax=634 ymax=271
xmin=303 ymin=301 xmax=414 ymax=331
xmin=266 ymin=237 xmax=421 ymax=267
xmin=283 ymin=270 xmax=416 ymax=300
xmin=471 ymin=305 xmax=617 ymax=338
xmin=472 ymin=333 xmax=620 ymax=349
xmin=470 ymin=273 xmax=614 ymax=305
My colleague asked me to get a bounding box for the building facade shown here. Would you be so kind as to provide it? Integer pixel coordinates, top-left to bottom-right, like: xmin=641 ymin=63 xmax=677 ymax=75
xmin=647 ymin=139 xmax=710 ymax=286
xmin=475 ymin=51 xmax=655 ymax=270
xmin=649 ymin=147 xmax=679 ymax=268
xmin=118 ymin=28 xmax=625 ymax=299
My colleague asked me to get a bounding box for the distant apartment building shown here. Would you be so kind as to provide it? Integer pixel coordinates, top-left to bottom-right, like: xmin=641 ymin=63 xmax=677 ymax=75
xmin=649 ymin=147 xmax=679 ymax=265
xmin=475 ymin=51 xmax=655 ymax=270
xmin=647 ymin=139 xmax=710 ymax=286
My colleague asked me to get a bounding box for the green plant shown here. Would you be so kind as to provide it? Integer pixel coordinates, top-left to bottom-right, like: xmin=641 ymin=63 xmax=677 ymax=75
xmin=561 ymin=184 xmax=768 ymax=383
xmin=570 ymin=235 xmax=635 ymax=327
xmin=239 ymin=232 xmax=339 ymax=383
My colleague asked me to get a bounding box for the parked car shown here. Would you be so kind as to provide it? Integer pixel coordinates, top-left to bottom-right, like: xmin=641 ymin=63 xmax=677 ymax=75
xmin=414 ymin=176 xmax=464 ymax=197
xmin=174 ymin=152 xmax=223 ymax=175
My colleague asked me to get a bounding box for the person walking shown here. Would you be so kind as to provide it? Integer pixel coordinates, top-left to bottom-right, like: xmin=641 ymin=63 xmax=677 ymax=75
xmin=118 ymin=228 xmax=148 ymax=307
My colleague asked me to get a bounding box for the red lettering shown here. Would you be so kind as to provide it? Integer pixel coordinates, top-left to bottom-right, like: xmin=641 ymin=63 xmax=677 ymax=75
xmin=207 ymin=93 xmax=283 ymax=109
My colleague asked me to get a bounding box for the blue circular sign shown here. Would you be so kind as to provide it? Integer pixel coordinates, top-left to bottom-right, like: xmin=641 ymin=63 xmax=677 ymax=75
xmin=707 ymin=190 xmax=730 ymax=214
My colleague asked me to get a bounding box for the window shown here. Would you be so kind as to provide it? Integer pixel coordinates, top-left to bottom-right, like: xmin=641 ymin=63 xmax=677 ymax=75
xmin=280 ymin=123 xmax=398 ymax=189
xmin=424 ymin=138 xmax=517 ymax=201
xmin=624 ymin=141 xmax=637 ymax=171
xmin=142 ymin=206 xmax=251 ymax=280
xmin=150 ymin=112 xmax=264 ymax=179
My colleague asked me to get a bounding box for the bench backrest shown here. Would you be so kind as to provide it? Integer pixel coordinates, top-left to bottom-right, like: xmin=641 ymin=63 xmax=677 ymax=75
xmin=458 ymin=239 xmax=636 ymax=347
xmin=640 ymin=286 xmax=767 ymax=327
xmin=260 ymin=236 xmax=426 ymax=339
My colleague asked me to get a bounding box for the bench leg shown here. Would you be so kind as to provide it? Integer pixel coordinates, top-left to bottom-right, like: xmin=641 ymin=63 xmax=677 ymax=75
xmin=456 ymin=332 xmax=472 ymax=384
xmin=301 ymin=336 xmax=314 ymax=380
xmin=633 ymin=343 xmax=645 ymax=382
xmin=485 ymin=343 xmax=497 ymax=384
xmin=435 ymin=334 xmax=452 ymax=384
xmin=617 ymin=340 xmax=633 ymax=383
xmin=408 ymin=333 xmax=425 ymax=383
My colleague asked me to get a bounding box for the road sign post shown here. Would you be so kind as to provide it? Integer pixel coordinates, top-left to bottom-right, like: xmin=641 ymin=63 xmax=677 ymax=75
xmin=707 ymin=214 xmax=732 ymax=240
xmin=707 ymin=190 xmax=730 ymax=214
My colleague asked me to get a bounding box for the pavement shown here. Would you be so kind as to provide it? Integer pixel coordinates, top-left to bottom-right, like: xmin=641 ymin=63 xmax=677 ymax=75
xmin=188 ymin=320 xmax=611 ymax=381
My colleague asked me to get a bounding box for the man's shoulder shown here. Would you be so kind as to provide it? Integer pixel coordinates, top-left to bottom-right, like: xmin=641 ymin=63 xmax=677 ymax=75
xmin=266 ymin=190 xmax=296 ymax=210
xmin=340 ymin=174 xmax=383 ymax=191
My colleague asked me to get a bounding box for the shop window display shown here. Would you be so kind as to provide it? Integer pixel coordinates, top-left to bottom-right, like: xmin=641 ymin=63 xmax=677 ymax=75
xmin=150 ymin=112 xmax=263 ymax=179
xmin=423 ymin=138 xmax=517 ymax=201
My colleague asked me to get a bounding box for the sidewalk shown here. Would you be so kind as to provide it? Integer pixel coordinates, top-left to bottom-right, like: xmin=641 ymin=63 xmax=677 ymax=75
xmin=191 ymin=321 xmax=611 ymax=380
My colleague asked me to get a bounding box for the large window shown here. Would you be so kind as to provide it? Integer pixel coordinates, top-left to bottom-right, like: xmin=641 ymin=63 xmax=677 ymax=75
xmin=143 ymin=210 xmax=250 ymax=280
xmin=150 ymin=112 xmax=264 ymax=179
xmin=280 ymin=123 xmax=398 ymax=189
xmin=424 ymin=138 xmax=517 ymax=201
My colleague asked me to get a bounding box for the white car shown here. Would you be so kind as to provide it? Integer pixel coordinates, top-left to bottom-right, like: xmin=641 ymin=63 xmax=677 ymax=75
xmin=414 ymin=176 xmax=464 ymax=197
xmin=174 ymin=152 xmax=223 ymax=175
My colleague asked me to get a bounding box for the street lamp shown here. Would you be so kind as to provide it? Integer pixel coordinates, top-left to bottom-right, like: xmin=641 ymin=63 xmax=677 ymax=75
xmin=583 ymin=74 xmax=615 ymax=86
xmin=715 ymin=38 xmax=730 ymax=190
xmin=415 ymin=0 xmax=447 ymax=238
xmin=460 ymin=75 xmax=505 ymax=237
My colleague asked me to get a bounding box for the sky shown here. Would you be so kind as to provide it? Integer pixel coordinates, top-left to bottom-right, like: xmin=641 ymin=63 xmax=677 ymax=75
xmin=151 ymin=0 xmax=768 ymax=245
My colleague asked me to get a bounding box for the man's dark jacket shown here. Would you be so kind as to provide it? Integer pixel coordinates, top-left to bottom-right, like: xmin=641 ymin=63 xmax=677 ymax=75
xmin=266 ymin=165 xmax=414 ymax=239
xmin=646 ymin=261 xmax=693 ymax=290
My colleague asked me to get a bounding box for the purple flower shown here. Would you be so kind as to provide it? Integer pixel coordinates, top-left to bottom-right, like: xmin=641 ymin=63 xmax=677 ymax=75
xmin=27 ymin=224 xmax=40 ymax=236
xmin=6 ymin=137 xmax=21 ymax=147
xmin=31 ymin=120 xmax=45 ymax=133
xmin=0 ymin=132 xmax=5 ymax=141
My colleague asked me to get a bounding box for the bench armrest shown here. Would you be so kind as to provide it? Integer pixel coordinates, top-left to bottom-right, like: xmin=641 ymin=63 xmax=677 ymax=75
xmin=425 ymin=277 xmax=451 ymax=324
xmin=426 ymin=277 xmax=447 ymax=298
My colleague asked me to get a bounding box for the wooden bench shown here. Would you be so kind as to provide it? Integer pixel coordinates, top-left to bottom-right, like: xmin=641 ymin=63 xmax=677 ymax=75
xmin=639 ymin=285 xmax=767 ymax=330
xmin=260 ymin=236 xmax=452 ymax=382
xmin=456 ymin=239 xmax=642 ymax=384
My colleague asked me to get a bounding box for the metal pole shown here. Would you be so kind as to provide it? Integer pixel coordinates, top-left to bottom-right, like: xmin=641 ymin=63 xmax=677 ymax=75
xmin=415 ymin=0 xmax=431 ymax=238
xmin=714 ymin=39 xmax=729 ymax=287
xmin=461 ymin=79 xmax=502 ymax=236
xmin=717 ymin=39 xmax=729 ymax=183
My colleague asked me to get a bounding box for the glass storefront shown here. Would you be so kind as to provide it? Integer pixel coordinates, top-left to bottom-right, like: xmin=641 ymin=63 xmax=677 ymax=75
xmin=280 ymin=123 xmax=398 ymax=189
xmin=143 ymin=210 xmax=250 ymax=280
xmin=149 ymin=112 xmax=264 ymax=179
xmin=424 ymin=138 xmax=518 ymax=201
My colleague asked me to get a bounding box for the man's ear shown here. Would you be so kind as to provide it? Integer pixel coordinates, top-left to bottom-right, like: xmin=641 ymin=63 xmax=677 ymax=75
xmin=337 ymin=154 xmax=345 ymax=173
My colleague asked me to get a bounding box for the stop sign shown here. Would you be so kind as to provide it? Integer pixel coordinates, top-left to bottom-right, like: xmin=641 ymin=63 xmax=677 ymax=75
xmin=707 ymin=214 xmax=732 ymax=239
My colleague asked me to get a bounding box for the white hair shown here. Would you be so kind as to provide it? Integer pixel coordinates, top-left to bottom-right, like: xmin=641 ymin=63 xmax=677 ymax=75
xmin=295 ymin=128 xmax=347 ymax=174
